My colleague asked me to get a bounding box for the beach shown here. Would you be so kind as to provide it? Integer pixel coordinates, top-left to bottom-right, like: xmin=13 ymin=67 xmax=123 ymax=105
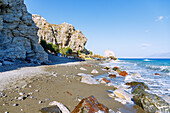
xmin=0 ymin=59 xmax=145 ymax=113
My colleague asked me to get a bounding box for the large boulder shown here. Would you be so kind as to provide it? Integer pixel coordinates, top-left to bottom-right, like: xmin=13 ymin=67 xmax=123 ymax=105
xmin=133 ymin=92 xmax=170 ymax=113
xmin=32 ymin=14 xmax=87 ymax=52
xmin=0 ymin=0 xmax=48 ymax=62
xmin=72 ymin=96 xmax=109 ymax=113
xmin=104 ymin=49 xmax=117 ymax=60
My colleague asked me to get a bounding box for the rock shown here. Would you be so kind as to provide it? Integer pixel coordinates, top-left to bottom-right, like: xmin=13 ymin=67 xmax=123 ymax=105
xmin=100 ymin=77 xmax=111 ymax=83
xmin=32 ymin=14 xmax=87 ymax=52
xmin=48 ymin=101 xmax=70 ymax=113
xmin=0 ymin=0 xmax=48 ymax=62
xmin=104 ymin=66 xmax=110 ymax=70
xmin=119 ymin=71 xmax=128 ymax=77
xmin=155 ymin=73 xmax=160 ymax=76
xmin=40 ymin=106 xmax=62 ymax=113
xmin=72 ymin=96 xmax=109 ymax=113
xmin=133 ymin=92 xmax=170 ymax=113
xmin=131 ymin=72 xmax=141 ymax=77
xmin=80 ymin=67 xmax=87 ymax=71
xmin=13 ymin=103 xmax=19 ymax=106
xmin=125 ymin=81 xmax=149 ymax=90
xmin=39 ymin=101 xmax=43 ymax=104
xmin=113 ymin=88 xmax=133 ymax=101
xmin=108 ymin=74 xmax=116 ymax=78
xmin=0 ymin=62 xmax=2 ymax=66
xmin=91 ymin=69 xmax=98 ymax=74
xmin=19 ymin=92 xmax=24 ymax=96
xmin=77 ymin=73 xmax=93 ymax=77
xmin=112 ymin=66 xmax=121 ymax=73
xmin=104 ymin=49 xmax=117 ymax=60
xmin=2 ymin=61 xmax=14 ymax=65
xmin=5 ymin=111 xmax=9 ymax=113
xmin=81 ymin=76 xmax=99 ymax=85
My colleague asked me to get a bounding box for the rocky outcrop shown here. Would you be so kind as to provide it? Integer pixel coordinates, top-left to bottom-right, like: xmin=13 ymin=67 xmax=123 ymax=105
xmin=104 ymin=49 xmax=117 ymax=60
xmin=0 ymin=0 xmax=48 ymax=62
xmin=32 ymin=14 xmax=87 ymax=52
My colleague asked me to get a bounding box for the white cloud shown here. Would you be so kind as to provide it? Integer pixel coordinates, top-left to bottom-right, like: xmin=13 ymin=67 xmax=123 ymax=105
xmin=155 ymin=16 xmax=164 ymax=21
xmin=140 ymin=43 xmax=151 ymax=47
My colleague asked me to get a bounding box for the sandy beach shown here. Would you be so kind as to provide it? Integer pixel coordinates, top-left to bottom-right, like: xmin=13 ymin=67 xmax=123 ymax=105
xmin=0 ymin=59 xmax=145 ymax=113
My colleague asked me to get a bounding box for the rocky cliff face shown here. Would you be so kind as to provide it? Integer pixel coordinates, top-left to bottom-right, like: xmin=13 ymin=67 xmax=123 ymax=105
xmin=0 ymin=0 xmax=48 ymax=62
xmin=32 ymin=14 xmax=87 ymax=52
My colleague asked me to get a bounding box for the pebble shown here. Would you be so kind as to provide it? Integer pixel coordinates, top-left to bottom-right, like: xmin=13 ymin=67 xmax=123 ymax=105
xmin=29 ymin=85 xmax=32 ymax=88
xmin=30 ymin=96 xmax=34 ymax=99
xmin=1 ymin=92 xmax=6 ymax=97
xmin=45 ymin=98 xmax=50 ymax=101
xmin=18 ymin=96 xmax=24 ymax=100
xmin=39 ymin=101 xmax=43 ymax=104
xmin=19 ymin=92 xmax=24 ymax=95
xmin=5 ymin=111 xmax=9 ymax=113
xmin=28 ymin=92 xmax=33 ymax=95
xmin=13 ymin=103 xmax=19 ymax=106
xmin=21 ymin=109 xmax=23 ymax=111
xmin=35 ymin=90 xmax=39 ymax=92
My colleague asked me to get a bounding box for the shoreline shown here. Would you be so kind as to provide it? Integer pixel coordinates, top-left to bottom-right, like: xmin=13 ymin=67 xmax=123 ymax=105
xmin=0 ymin=60 xmax=145 ymax=113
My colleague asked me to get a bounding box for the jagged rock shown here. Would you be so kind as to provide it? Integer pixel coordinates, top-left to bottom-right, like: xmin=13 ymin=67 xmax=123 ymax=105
xmin=119 ymin=71 xmax=128 ymax=77
xmin=0 ymin=0 xmax=48 ymax=62
xmin=133 ymin=92 xmax=170 ymax=113
xmin=72 ymin=96 xmax=109 ymax=113
xmin=113 ymin=88 xmax=133 ymax=101
xmin=32 ymin=14 xmax=87 ymax=52
xmin=126 ymin=81 xmax=149 ymax=90
xmin=104 ymin=49 xmax=117 ymax=60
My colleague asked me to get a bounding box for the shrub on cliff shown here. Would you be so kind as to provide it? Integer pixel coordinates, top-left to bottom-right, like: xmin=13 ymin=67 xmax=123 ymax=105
xmin=40 ymin=40 xmax=59 ymax=54
xmin=60 ymin=47 xmax=72 ymax=56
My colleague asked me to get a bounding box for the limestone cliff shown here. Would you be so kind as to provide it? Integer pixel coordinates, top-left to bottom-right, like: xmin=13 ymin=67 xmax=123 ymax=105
xmin=32 ymin=14 xmax=87 ymax=52
xmin=0 ymin=0 xmax=48 ymax=61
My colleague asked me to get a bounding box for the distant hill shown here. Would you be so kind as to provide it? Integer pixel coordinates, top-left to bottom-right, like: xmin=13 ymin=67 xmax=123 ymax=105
xmin=147 ymin=52 xmax=170 ymax=58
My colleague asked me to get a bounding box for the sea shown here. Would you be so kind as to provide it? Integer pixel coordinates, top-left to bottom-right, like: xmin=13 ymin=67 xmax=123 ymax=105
xmin=97 ymin=58 xmax=170 ymax=103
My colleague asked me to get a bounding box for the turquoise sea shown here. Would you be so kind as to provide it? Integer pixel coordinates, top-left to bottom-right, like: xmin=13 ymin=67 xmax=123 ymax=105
xmin=98 ymin=58 xmax=170 ymax=101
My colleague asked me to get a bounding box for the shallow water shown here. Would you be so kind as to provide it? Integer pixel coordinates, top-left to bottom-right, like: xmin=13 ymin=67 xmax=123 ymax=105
xmin=98 ymin=58 xmax=170 ymax=102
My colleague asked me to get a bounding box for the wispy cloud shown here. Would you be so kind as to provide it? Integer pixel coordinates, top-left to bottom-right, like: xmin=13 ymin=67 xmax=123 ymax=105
xmin=155 ymin=16 xmax=164 ymax=21
xmin=140 ymin=43 xmax=151 ymax=47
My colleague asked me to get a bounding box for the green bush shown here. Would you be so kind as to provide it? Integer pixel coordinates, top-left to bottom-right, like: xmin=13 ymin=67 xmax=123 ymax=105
xmin=40 ymin=40 xmax=59 ymax=54
xmin=60 ymin=47 xmax=72 ymax=56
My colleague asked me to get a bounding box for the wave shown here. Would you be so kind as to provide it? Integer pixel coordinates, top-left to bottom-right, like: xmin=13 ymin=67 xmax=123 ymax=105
xmin=146 ymin=65 xmax=170 ymax=73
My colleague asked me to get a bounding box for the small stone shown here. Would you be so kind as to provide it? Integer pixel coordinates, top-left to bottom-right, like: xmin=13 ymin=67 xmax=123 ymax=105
xmin=39 ymin=101 xmax=43 ymax=104
xmin=21 ymin=109 xmax=23 ymax=111
xmin=28 ymin=92 xmax=33 ymax=95
xmin=5 ymin=111 xmax=9 ymax=113
xmin=13 ymin=103 xmax=19 ymax=106
xmin=35 ymin=90 xmax=39 ymax=92
xmin=30 ymin=96 xmax=34 ymax=99
xmin=45 ymin=98 xmax=50 ymax=101
xmin=29 ymin=85 xmax=32 ymax=88
xmin=19 ymin=92 xmax=24 ymax=95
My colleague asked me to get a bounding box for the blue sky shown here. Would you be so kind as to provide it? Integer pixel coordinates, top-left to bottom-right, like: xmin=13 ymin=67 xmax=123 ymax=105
xmin=25 ymin=0 xmax=170 ymax=57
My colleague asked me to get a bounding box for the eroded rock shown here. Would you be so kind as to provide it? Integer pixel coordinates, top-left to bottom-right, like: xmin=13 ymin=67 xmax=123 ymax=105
xmin=72 ymin=96 xmax=109 ymax=113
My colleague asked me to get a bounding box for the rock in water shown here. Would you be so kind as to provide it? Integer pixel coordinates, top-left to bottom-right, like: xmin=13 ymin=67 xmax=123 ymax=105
xmin=104 ymin=49 xmax=117 ymax=60
xmin=0 ymin=0 xmax=48 ymax=62
xmin=32 ymin=14 xmax=87 ymax=52
xmin=72 ymin=96 xmax=109 ymax=113
xmin=133 ymin=92 xmax=170 ymax=113
xmin=126 ymin=81 xmax=149 ymax=90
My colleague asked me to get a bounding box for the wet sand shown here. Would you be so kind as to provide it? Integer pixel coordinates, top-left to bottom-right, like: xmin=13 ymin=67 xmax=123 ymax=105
xmin=0 ymin=60 xmax=144 ymax=113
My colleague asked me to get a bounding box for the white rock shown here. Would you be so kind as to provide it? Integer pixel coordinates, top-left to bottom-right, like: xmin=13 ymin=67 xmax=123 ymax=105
xmin=49 ymin=101 xmax=70 ymax=113
xmin=81 ymin=76 xmax=99 ymax=85
xmin=113 ymin=88 xmax=133 ymax=101
xmin=91 ymin=69 xmax=98 ymax=74
xmin=131 ymin=72 xmax=141 ymax=77
xmin=19 ymin=92 xmax=24 ymax=95
xmin=77 ymin=73 xmax=93 ymax=77
xmin=80 ymin=67 xmax=87 ymax=71
xmin=104 ymin=49 xmax=116 ymax=58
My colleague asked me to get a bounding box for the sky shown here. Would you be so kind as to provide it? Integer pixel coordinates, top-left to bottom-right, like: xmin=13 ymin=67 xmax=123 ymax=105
xmin=25 ymin=0 xmax=170 ymax=58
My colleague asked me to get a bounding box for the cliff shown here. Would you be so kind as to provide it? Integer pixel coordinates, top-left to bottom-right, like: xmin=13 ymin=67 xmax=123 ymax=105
xmin=32 ymin=14 xmax=87 ymax=52
xmin=0 ymin=0 xmax=48 ymax=62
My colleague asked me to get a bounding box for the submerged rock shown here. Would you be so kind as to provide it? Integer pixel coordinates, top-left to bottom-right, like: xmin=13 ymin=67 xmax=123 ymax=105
xmin=72 ymin=96 xmax=109 ymax=113
xmin=133 ymin=92 xmax=170 ymax=113
xmin=126 ymin=81 xmax=149 ymax=90
xmin=119 ymin=71 xmax=128 ymax=77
